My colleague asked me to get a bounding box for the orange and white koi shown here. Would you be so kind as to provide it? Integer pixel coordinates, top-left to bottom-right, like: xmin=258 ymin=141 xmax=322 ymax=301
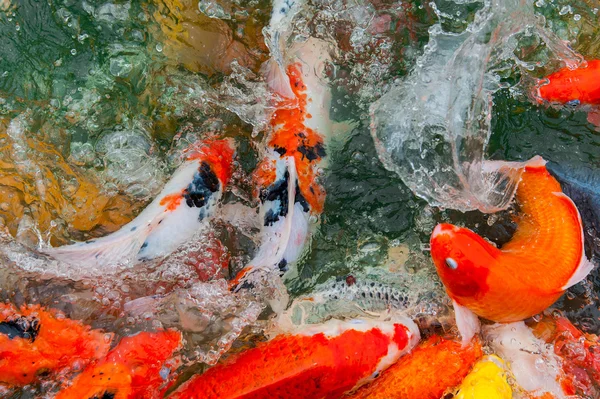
xmin=231 ymin=37 xmax=332 ymax=290
xmin=168 ymin=317 xmax=419 ymax=399
xmin=0 ymin=303 xmax=110 ymax=387
xmin=430 ymin=157 xmax=594 ymax=343
xmin=55 ymin=330 xmax=182 ymax=399
xmin=44 ymin=139 xmax=235 ymax=269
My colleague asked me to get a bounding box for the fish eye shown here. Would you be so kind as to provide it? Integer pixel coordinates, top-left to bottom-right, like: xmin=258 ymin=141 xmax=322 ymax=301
xmin=445 ymin=258 xmax=458 ymax=270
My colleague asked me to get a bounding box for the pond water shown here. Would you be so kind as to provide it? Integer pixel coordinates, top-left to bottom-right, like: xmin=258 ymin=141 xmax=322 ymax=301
xmin=0 ymin=0 xmax=599 ymax=398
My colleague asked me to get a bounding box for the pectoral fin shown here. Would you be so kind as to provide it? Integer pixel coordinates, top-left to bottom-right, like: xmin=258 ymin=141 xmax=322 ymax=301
xmin=453 ymin=299 xmax=481 ymax=347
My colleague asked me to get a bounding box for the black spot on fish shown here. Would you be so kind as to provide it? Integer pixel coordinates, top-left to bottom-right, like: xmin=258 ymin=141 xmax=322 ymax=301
xmin=140 ymin=242 xmax=148 ymax=250
xmin=295 ymin=184 xmax=310 ymax=212
xmin=130 ymin=226 xmax=137 ymax=232
xmin=0 ymin=317 xmax=40 ymax=342
xmin=85 ymin=240 xmax=95 ymax=244
xmin=183 ymin=162 xmax=220 ymax=210
xmin=273 ymin=145 xmax=286 ymax=156
xmin=298 ymin=143 xmax=326 ymax=162
xmin=91 ymin=392 xmax=116 ymax=399
xmin=261 ymin=171 xmax=290 ymax=226
xmin=278 ymin=259 xmax=288 ymax=273
xmin=296 ymin=132 xmax=306 ymax=138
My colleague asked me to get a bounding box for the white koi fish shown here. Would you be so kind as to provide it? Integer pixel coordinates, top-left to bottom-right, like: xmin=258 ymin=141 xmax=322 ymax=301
xmin=43 ymin=139 xmax=235 ymax=269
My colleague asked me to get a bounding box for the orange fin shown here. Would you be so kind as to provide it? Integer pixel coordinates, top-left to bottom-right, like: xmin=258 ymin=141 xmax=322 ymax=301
xmin=551 ymin=191 xmax=595 ymax=290
xmin=262 ymin=58 xmax=295 ymax=99
xmin=453 ymin=300 xmax=480 ymax=347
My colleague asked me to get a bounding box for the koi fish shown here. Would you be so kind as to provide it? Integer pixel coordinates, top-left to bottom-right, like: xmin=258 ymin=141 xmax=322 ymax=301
xmin=55 ymin=330 xmax=182 ymax=399
xmin=168 ymin=317 xmax=420 ymax=399
xmin=430 ymin=157 xmax=594 ymax=343
xmin=0 ymin=303 xmax=110 ymax=386
xmin=231 ymin=38 xmax=332 ymax=291
xmin=529 ymin=314 xmax=600 ymax=397
xmin=536 ymin=59 xmax=600 ymax=126
xmin=44 ymin=139 xmax=235 ymax=269
xmin=537 ymin=60 xmax=600 ymax=105
xmin=454 ymin=355 xmax=512 ymax=399
xmin=484 ymin=321 xmax=569 ymax=399
xmin=345 ymin=335 xmax=482 ymax=399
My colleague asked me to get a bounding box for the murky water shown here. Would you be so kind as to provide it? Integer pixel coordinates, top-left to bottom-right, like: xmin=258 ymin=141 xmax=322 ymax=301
xmin=1 ymin=0 xmax=599 ymax=397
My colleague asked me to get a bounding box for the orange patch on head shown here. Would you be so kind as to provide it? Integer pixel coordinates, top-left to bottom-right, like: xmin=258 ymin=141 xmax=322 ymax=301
xmin=252 ymin=158 xmax=278 ymax=192
xmin=185 ymin=138 xmax=235 ymax=186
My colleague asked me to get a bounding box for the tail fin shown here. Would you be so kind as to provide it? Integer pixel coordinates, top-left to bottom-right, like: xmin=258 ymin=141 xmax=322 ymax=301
xmin=262 ymin=58 xmax=295 ymax=99
xmin=42 ymin=217 xmax=162 ymax=269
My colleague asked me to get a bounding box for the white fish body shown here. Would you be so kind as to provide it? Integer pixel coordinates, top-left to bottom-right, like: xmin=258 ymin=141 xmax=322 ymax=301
xmin=43 ymin=139 xmax=234 ymax=270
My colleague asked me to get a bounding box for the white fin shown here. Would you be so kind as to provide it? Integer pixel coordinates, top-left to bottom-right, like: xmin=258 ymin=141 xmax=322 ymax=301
xmin=43 ymin=218 xmax=160 ymax=269
xmin=551 ymin=191 xmax=596 ymax=290
xmin=262 ymin=58 xmax=295 ymax=99
xmin=453 ymin=299 xmax=481 ymax=346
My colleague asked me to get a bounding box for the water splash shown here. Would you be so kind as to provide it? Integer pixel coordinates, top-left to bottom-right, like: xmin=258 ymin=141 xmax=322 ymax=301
xmin=370 ymin=0 xmax=583 ymax=213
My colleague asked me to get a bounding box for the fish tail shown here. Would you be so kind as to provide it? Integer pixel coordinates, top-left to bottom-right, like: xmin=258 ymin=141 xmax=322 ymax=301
xmin=42 ymin=220 xmax=158 ymax=269
xmin=262 ymin=57 xmax=295 ymax=99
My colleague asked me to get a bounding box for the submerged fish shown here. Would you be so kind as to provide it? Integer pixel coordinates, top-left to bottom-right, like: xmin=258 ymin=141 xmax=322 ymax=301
xmin=231 ymin=38 xmax=332 ymax=291
xmin=168 ymin=317 xmax=420 ymax=399
xmin=44 ymin=139 xmax=235 ymax=269
xmin=454 ymin=355 xmax=512 ymax=399
xmin=55 ymin=330 xmax=182 ymax=399
xmin=530 ymin=314 xmax=600 ymax=397
xmin=0 ymin=303 xmax=110 ymax=387
xmin=536 ymin=59 xmax=600 ymax=126
xmin=430 ymin=157 xmax=594 ymax=343
xmin=484 ymin=321 xmax=569 ymax=399
xmin=345 ymin=335 xmax=482 ymax=399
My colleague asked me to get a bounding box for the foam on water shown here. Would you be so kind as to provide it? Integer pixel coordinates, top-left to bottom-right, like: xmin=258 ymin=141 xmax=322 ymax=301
xmin=370 ymin=0 xmax=583 ymax=213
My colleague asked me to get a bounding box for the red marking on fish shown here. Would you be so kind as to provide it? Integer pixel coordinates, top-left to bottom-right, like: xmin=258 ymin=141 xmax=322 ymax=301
xmin=430 ymin=162 xmax=588 ymax=323
xmin=267 ymin=64 xmax=326 ymax=214
xmin=185 ymin=138 xmax=235 ymax=187
xmin=160 ymin=190 xmax=185 ymax=211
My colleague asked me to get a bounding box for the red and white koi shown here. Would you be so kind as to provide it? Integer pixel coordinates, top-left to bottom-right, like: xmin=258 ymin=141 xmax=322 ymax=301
xmin=231 ymin=36 xmax=333 ymax=290
xmin=44 ymin=139 xmax=235 ymax=269
xmin=168 ymin=317 xmax=419 ymax=399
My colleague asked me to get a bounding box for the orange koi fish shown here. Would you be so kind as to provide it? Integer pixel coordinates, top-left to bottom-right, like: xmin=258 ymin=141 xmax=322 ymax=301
xmin=0 ymin=303 xmax=110 ymax=386
xmin=231 ymin=38 xmax=332 ymax=290
xmin=55 ymin=330 xmax=182 ymax=399
xmin=345 ymin=335 xmax=482 ymax=399
xmin=537 ymin=60 xmax=600 ymax=105
xmin=536 ymin=59 xmax=600 ymax=126
xmin=168 ymin=317 xmax=419 ymax=399
xmin=44 ymin=139 xmax=235 ymax=269
xmin=430 ymin=157 xmax=594 ymax=343
xmin=530 ymin=314 xmax=600 ymax=397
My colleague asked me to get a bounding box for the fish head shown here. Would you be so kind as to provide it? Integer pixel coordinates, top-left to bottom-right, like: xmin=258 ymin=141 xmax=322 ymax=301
xmin=186 ymin=138 xmax=236 ymax=186
xmin=430 ymin=224 xmax=493 ymax=301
